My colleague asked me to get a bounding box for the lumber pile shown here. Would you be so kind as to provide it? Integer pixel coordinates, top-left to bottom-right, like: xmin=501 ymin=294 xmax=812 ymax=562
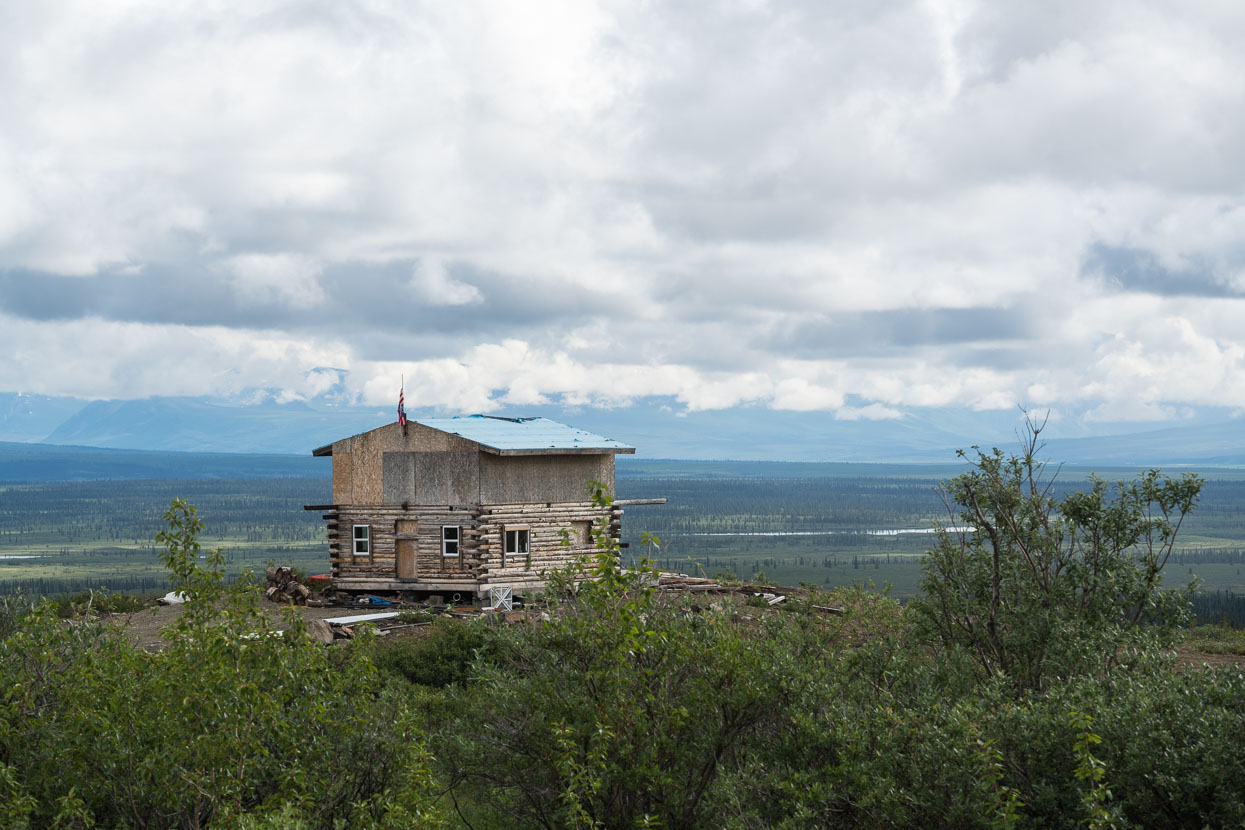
xmin=655 ymin=573 xmax=737 ymax=594
xmin=264 ymin=565 xmax=312 ymax=605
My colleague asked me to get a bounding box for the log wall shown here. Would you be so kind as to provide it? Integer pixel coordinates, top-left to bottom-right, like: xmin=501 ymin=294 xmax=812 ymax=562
xmin=327 ymin=500 xmax=622 ymax=586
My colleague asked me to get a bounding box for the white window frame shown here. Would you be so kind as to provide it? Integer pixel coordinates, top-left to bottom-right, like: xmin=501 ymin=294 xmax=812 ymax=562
xmin=352 ymin=524 xmax=370 ymax=558
xmin=504 ymin=527 xmax=530 ymax=555
xmin=442 ymin=525 xmax=460 ymax=558
xmin=503 ymin=526 xmax=530 ymax=566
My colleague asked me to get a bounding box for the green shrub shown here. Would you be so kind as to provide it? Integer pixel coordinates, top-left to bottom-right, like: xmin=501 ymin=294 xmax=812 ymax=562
xmin=51 ymin=589 xmax=149 ymax=618
xmin=374 ymin=618 xmax=495 ymax=688
xmin=912 ymin=418 xmax=1202 ymax=693
xmin=0 ymin=592 xmax=34 ymax=642
xmin=0 ymin=499 xmax=448 ymax=828
xmin=1181 ymin=623 xmax=1245 ymax=655
xmin=395 ymin=608 xmax=436 ymax=625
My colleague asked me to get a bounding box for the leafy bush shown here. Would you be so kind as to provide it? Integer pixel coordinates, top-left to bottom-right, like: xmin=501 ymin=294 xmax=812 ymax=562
xmin=911 ymin=418 xmax=1202 ymax=693
xmin=374 ymin=618 xmax=495 ymax=688
xmin=50 ymin=589 xmax=149 ymax=618
xmin=1 ymin=481 xmax=1241 ymax=828
xmin=0 ymin=592 xmax=34 ymax=642
xmin=1182 ymin=623 xmax=1245 ymax=655
xmin=0 ymin=499 xmax=448 ymax=828
xmin=436 ymin=561 xmax=801 ymax=828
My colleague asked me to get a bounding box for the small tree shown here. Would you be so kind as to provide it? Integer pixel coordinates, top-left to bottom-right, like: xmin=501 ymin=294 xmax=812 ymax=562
xmin=912 ymin=417 xmax=1202 ymax=692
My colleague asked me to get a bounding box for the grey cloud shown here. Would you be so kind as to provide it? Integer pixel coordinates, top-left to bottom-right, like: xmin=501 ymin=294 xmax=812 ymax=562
xmin=949 ymin=345 xmax=1052 ymax=372
xmin=0 ymin=267 xmax=242 ymax=326
xmin=633 ymin=180 xmax=834 ymax=245
xmin=0 ymin=258 xmax=614 ymax=352
xmin=771 ymin=307 xmax=1039 ymax=359
xmin=1083 ymin=244 xmax=1245 ymax=298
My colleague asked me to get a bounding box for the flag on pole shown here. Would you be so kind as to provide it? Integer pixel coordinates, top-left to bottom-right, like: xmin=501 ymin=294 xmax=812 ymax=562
xmin=398 ymin=378 xmax=407 ymax=428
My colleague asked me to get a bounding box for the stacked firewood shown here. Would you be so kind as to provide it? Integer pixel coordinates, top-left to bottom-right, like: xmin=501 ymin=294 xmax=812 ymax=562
xmin=264 ymin=565 xmax=312 ymax=605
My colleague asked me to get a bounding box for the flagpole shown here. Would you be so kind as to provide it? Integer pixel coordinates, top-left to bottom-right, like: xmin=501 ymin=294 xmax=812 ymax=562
xmin=399 ymin=374 xmax=407 ymax=437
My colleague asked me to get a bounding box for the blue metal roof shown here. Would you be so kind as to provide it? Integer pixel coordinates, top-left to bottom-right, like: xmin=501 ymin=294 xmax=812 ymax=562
xmin=416 ymin=415 xmax=635 ymax=453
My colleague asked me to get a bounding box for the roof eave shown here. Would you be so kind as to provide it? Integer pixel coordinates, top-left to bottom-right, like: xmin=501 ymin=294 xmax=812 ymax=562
xmin=481 ymin=446 xmax=636 ymax=456
xmin=311 ymin=444 xmax=334 ymax=457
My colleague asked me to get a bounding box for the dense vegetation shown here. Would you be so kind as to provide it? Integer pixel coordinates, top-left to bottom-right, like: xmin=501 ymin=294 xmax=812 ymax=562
xmin=0 ymin=443 xmax=1242 ymax=827
xmin=0 ymin=441 xmax=324 ymax=482
xmin=5 ymin=463 xmax=1245 ymax=617
xmin=0 ymin=502 xmax=444 ymax=829
xmin=0 ymin=477 xmax=329 ymax=596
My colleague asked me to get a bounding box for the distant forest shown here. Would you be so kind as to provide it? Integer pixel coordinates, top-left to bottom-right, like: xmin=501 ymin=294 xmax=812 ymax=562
xmin=2 ymin=458 xmax=1244 ymax=623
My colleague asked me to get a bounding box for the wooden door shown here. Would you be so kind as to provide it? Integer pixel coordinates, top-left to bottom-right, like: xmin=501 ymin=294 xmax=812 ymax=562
xmin=395 ymin=520 xmax=418 ymax=579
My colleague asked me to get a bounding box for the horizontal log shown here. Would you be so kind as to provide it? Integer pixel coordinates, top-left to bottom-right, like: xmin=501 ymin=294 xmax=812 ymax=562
xmin=480 ymin=507 xmax=607 ymax=512
xmin=482 ymin=502 xmax=601 ymax=512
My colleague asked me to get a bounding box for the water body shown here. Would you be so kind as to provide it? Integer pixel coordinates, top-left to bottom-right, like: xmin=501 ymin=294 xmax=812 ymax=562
xmin=680 ymin=527 xmax=973 ymax=538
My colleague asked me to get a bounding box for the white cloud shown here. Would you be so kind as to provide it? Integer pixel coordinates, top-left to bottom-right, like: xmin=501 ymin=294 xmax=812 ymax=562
xmin=2 ymin=0 xmax=1245 ymax=428
xmin=771 ymin=378 xmax=845 ymax=412
xmin=225 ymin=254 xmax=324 ymax=309
xmin=409 ymin=258 xmax=482 ymax=306
xmin=835 ymin=403 xmax=905 ymax=421
xmin=0 ymin=312 xmax=349 ymax=400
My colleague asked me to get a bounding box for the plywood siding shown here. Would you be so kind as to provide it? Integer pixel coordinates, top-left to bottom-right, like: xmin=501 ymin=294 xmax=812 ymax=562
xmin=381 ymin=452 xmax=416 ymax=503
xmin=479 ymin=453 xmax=615 ymax=505
xmin=331 ymin=451 xmax=353 ymax=503
xmin=330 ymin=422 xmax=480 ymax=504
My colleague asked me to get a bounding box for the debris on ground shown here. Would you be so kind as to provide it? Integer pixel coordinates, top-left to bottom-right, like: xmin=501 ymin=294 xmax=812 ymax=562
xmin=263 ymin=566 xmax=313 ymax=605
xmin=353 ymin=595 xmax=393 ymax=608
xmin=653 ymin=572 xmax=841 ymax=613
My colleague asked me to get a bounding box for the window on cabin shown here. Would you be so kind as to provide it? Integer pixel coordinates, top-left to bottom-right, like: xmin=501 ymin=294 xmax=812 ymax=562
xmin=442 ymin=525 xmax=460 ymax=558
xmin=572 ymin=520 xmax=593 ymax=548
xmin=352 ymin=524 xmax=371 ymax=558
xmin=503 ymin=527 xmax=530 ymax=566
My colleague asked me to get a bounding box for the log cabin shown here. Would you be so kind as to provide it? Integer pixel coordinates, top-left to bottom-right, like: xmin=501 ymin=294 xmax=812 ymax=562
xmin=305 ymin=415 xmax=657 ymax=598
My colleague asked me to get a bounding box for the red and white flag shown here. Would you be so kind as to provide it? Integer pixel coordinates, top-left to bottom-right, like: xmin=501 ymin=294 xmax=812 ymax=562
xmin=398 ymin=382 xmax=407 ymax=427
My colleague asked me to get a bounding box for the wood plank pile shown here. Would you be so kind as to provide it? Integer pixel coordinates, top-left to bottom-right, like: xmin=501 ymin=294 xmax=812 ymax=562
xmin=263 ymin=565 xmax=312 ymax=605
xmin=655 ymin=573 xmax=739 ymax=594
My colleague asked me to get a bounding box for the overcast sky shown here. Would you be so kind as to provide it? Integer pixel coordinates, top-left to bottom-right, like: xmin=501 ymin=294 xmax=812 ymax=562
xmin=2 ymin=0 xmax=1244 ymax=425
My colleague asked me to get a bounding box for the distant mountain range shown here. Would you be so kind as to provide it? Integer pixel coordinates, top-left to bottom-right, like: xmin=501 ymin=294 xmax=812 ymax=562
xmin=0 ymin=441 xmax=325 ymax=482
xmin=0 ymin=392 xmax=90 ymax=443
xmin=40 ymin=397 xmax=389 ymax=455
xmin=0 ymin=391 xmax=1241 ymax=466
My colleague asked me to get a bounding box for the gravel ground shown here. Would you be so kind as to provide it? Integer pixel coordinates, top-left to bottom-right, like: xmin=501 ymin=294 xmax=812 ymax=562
xmin=104 ymin=601 xmax=1245 ymax=672
xmin=108 ymin=602 xmax=396 ymax=651
xmin=1174 ymin=647 xmax=1245 ymax=672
